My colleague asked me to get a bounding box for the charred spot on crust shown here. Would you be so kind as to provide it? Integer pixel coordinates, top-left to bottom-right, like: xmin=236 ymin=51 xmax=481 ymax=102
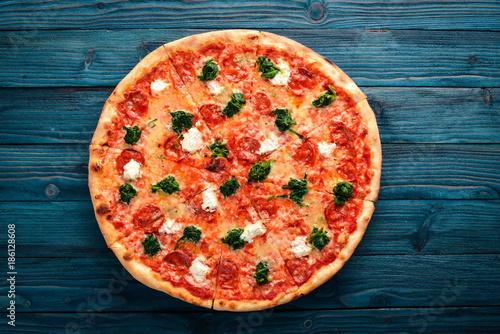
xmin=91 ymin=162 xmax=102 ymax=172
xmin=249 ymin=35 xmax=258 ymax=40
xmin=218 ymin=300 xmax=225 ymax=306
xmin=123 ymin=251 xmax=133 ymax=261
xmin=91 ymin=146 xmax=106 ymax=155
xmin=94 ymin=194 xmax=103 ymax=199
xmin=292 ymin=293 xmax=302 ymax=301
xmin=322 ymin=56 xmax=334 ymax=65
xmin=96 ymin=203 xmax=111 ymax=215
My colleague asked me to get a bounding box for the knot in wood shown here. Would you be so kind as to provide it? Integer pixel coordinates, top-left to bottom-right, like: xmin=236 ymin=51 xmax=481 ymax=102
xmin=308 ymin=2 xmax=326 ymax=22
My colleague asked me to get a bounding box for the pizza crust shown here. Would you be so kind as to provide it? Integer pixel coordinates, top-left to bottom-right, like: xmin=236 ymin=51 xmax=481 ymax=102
xmin=298 ymin=200 xmax=375 ymax=296
xmin=109 ymin=240 xmax=213 ymax=309
xmin=258 ymin=31 xmax=366 ymax=103
xmin=357 ymin=99 xmax=382 ymax=202
xmin=88 ymin=145 xmax=122 ymax=246
xmin=213 ymin=290 xmax=301 ymax=312
xmin=162 ymin=29 xmax=260 ymax=54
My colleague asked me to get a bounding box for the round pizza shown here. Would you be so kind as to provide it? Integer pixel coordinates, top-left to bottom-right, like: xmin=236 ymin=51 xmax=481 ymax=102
xmin=88 ymin=30 xmax=381 ymax=311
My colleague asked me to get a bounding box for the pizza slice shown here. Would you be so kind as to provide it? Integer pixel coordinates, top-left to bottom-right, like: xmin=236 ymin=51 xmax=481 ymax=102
xmin=108 ymin=206 xmax=222 ymax=309
xmin=246 ymin=181 xmax=374 ymax=294
xmin=165 ymin=30 xmax=300 ymax=175
xmin=257 ymin=99 xmax=380 ymax=200
xmin=88 ymin=145 xmax=222 ymax=245
xmin=254 ymin=31 xmax=367 ymax=137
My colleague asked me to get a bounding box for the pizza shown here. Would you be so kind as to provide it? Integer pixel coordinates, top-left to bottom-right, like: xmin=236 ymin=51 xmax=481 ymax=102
xmin=88 ymin=30 xmax=381 ymax=311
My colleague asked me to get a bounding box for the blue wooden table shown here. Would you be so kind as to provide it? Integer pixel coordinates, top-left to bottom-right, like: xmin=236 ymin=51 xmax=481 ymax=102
xmin=1 ymin=1 xmax=499 ymax=332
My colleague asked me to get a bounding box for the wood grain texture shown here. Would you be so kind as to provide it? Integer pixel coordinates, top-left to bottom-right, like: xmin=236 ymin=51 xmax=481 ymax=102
xmin=1 ymin=144 xmax=499 ymax=202
xmin=0 ymin=0 xmax=499 ymax=31
xmin=1 ymin=87 xmax=498 ymax=144
xmin=6 ymin=307 xmax=500 ymax=333
xmin=1 ymin=200 xmax=499 ymax=258
xmin=0 ymin=255 xmax=498 ymax=312
xmin=1 ymin=29 xmax=500 ymax=87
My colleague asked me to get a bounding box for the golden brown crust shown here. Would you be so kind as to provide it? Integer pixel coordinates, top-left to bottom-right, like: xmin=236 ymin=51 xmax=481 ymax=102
xmin=258 ymin=31 xmax=366 ymax=103
xmin=213 ymin=290 xmax=300 ymax=312
xmin=298 ymin=201 xmax=375 ymax=296
xmin=357 ymin=99 xmax=382 ymax=202
xmin=88 ymin=144 xmax=121 ymax=246
xmin=162 ymin=29 xmax=260 ymax=54
xmin=109 ymin=240 xmax=213 ymax=309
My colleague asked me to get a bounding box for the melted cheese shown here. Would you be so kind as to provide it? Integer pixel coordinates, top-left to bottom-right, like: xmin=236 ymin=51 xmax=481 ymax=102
xmin=241 ymin=221 xmax=266 ymax=243
xmin=290 ymin=236 xmax=312 ymax=258
xmin=190 ymin=256 xmax=209 ymax=283
xmin=181 ymin=127 xmax=204 ymax=153
xmin=150 ymin=79 xmax=170 ymax=94
xmin=317 ymin=142 xmax=336 ymax=158
xmin=202 ymin=187 xmax=218 ymax=212
xmin=269 ymin=60 xmax=291 ymax=86
xmin=258 ymin=134 xmax=280 ymax=155
xmin=206 ymin=80 xmax=224 ymax=95
xmin=123 ymin=159 xmax=141 ymax=181
xmin=158 ymin=219 xmax=180 ymax=235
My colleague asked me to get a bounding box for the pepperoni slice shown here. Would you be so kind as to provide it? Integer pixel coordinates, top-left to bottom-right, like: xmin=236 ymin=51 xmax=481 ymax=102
xmin=164 ymin=251 xmax=191 ymax=269
xmin=324 ymin=202 xmax=357 ymax=233
xmin=336 ymin=159 xmax=357 ymax=182
xmin=218 ymin=259 xmax=239 ymax=289
xmin=252 ymin=92 xmax=272 ymax=115
xmin=252 ymin=198 xmax=278 ymax=219
xmin=199 ymin=104 xmax=225 ymax=128
xmin=171 ymin=51 xmax=195 ymax=80
xmin=119 ymin=91 xmax=149 ymax=119
xmin=288 ymin=68 xmax=315 ymax=96
xmin=234 ymin=137 xmax=260 ymax=163
xmin=192 ymin=196 xmax=217 ymax=222
xmin=329 ymin=123 xmax=353 ymax=147
xmin=223 ymin=58 xmax=248 ymax=82
xmin=292 ymin=140 xmax=316 ymax=166
xmin=164 ymin=136 xmax=187 ymax=162
xmin=205 ymin=157 xmax=231 ymax=173
xmin=285 ymin=258 xmax=311 ymax=285
xmin=133 ymin=204 xmax=165 ymax=231
xmin=116 ymin=149 xmax=145 ymax=173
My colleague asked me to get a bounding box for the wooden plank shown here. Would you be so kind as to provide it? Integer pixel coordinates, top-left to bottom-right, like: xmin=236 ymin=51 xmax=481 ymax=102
xmin=9 ymin=307 xmax=500 ymax=334
xmin=0 ymin=255 xmax=498 ymax=312
xmin=0 ymin=1 xmax=499 ymax=31
xmin=1 ymin=29 xmax=500 ymax=87
xmin=1 ymin=87 xmax=499 ymax=144
xmin=1 ymin=200 xmax=499 ymax=258
xmin=0 ymin=144 xmax=498 ymax=202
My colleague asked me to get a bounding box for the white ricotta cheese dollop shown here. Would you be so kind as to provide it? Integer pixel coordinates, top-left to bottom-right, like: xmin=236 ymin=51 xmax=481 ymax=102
xmin=290 ymin=236 xmax=312 ymax=258
xmin=150 ymin=79 xmax=170 ymax=94
xmin=201 ymin=187 xmax=219 ymax=212
xmin=257 ymin=134 xmax=280 ymax=155
xmin=158 ymin=218 xmax=180 ymax=235
xmin=123 ymin=159 xmax=141 ymax=182
xmin=181 ymin=127 xmax=204 ymax=153
xmin=206 ymin=80 xmax=224 ymax=96
xmin=241 ymin=221 xmax=266 ymax=243
xmin=269 ymin=60 xmax=291 ymax=86
xmin=317 ymin=142 xmax=337 ymax=158
xmin=190 ymin=256 xmax=210 ymax=284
